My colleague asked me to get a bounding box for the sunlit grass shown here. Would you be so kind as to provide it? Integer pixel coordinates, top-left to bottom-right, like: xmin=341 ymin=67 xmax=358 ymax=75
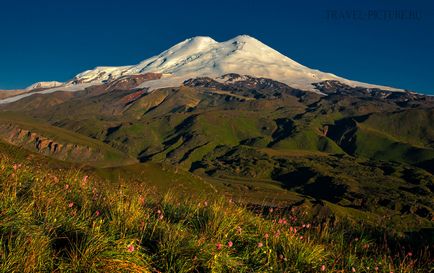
xmin=0 ymin=155 xmax=430 ymax=272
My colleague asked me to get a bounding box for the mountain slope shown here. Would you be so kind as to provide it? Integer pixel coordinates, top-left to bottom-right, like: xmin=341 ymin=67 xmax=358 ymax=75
xmin=0 ymin=35 xmax=405 ymax=105
xmin=70 ymin=35 xmax=403 ymax=92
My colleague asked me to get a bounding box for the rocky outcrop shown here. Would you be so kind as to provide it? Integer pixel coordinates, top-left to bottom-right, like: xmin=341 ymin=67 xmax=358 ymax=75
xmin=0 ymin=123 xmax=103 ymax=162
xmin=106 ymin=73 xmax=162 ymax=91
xmin=183 ymin=74 xmax=307 ymax=99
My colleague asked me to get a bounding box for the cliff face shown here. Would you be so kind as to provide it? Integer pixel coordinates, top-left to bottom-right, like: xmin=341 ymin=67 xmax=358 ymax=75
xmin=0 ymin=124 xmax=103 ymax=162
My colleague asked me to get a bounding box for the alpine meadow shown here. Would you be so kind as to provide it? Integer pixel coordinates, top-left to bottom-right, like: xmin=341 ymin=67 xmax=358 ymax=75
xmin=0 ymin=1 xmax=433 ymax=272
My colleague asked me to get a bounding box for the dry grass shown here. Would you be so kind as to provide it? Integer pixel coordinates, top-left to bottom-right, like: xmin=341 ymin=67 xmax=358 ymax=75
xmin=0 ymin=154 xmax=431 ymax=272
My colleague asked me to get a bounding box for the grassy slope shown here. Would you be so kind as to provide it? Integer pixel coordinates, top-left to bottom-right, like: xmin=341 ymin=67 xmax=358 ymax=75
xmin=0 ymin=153 xmax=431 ymax=272
xmin=0 ymin=112 xmax=134 ymax=167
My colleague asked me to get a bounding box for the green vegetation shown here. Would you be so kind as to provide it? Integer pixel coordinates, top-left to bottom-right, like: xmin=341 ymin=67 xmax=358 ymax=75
xmin=1 ymin=154 xmax=431 ymax=272
xmin=0 ymin=77 xmax=433 ymax=271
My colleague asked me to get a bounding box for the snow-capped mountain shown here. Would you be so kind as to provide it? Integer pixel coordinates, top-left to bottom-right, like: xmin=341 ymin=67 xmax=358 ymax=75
xmin=25 ymin=81 xmax=64 ymax=91
xmin=67 ymin=35 xmax=401 ymax=92
xmin=0 ymin=35 xmax=404 ymax=105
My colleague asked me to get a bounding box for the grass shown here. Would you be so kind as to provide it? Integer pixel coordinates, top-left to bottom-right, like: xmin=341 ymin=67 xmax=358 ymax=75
xmin=0 ymin=112 xmax=134 ymax=167
xmin=0 ymin=153 xmax=432 ymax=272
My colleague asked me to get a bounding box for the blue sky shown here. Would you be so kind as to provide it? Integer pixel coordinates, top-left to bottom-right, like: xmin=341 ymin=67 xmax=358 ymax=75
xmin=0 ymin=0 xmax=433 ymax=93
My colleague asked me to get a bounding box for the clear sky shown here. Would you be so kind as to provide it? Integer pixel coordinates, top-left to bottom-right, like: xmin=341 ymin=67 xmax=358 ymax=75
xmin=0 ymin=0 xmax=433 ymax=93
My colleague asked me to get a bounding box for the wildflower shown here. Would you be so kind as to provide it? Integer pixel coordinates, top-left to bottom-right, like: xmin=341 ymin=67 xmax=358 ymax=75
xmin=299 ymin=236 xmax=303 ymax=240
xmin=158 ymin=214 xmax=164 ymax=220
xmin=95 ymin=210 xmax=100 ymax=217
xmin=257 ymin=242 xmax=263 ymax=248
xmin=306 ymin=223 xmax=311 ymax=229
xmin=13 ymin=164 xmax=18 ymax=171
xmin=228 ymin=241 xmax=233 ymax=248
xmin=82 ymin=175 xmax=88 ymax=186
xmin=352 ymin=267 xmax=356 ymax=272
xmin=321 ymin=265 xmax=326 ymax=271
xmin=157 ymin=209 xmax=161 ymax=214
xmin=127 ymin=244 xmax=135 ymax=252
xmin=216 ymin=243 xmax=223 ymax=250
xmin=269 ymin=208 xmax=274 ymax=213
xmin=68 ymin=202 xmax=74 ymax=208
xmin=375 ymin=266 xmax=379 ymax=271
xmin=65 ymin=184 xmax=69 ymax=190
xmin=203 ymin=201 xmax=208 ymax=207
xmin=264 ymin=233 xmax=269 ymax=239
xmin=407 ymin=252 xmax=413 ymax=257
xmin=355 ymin=237 xmax=359 ymax=241
xmin=279 ymin=254 xmax=284 ymax=260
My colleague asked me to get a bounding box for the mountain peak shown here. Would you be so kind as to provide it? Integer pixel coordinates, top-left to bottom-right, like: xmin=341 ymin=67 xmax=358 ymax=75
xmin=40 ymin=34 xmax=403 ymax=93
xmin=228 ymin=34 xmax=261 ymax=43
xmin=185 ymin=36 xmax=217 ymax=44
xmin=25 ymin=81 xmax=64 ymax=91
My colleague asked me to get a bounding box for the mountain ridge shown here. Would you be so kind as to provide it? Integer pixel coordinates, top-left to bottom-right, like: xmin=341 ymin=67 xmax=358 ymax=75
xmin=0 ymin=35 xmax=405 ymax=105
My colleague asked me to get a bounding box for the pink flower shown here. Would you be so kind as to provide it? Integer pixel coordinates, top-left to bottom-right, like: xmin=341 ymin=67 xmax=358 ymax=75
xmin=264 ymin=233 xmax=269 ymax=239
xmin=257 ymin=242 xmax=263 ymax=248
xmin=299 ymin=236 xmax=303 ymax=240
xmin=68 ymin=202 xmax=74 ymax=208
xmin=352 ymin=267 xmax=356 ymax=272
xmin=157 ymin=209 xmax=161 ymax=214
xmin=375 ymin=266 xmax=379 ymax=271
xmin=13 ymin=164 xmax=18 ymax=171
xmin=203 ymin=201 xmax=208 ymax=207
xmin=306 ymin=224 xmax=311 ymax=229
xmin=65 ymin=184 xmax=69 ymax=190
xmin=216 ymin=243 xmax=223 ymax=250
xmin=227 ymin=241 xmax=233 ymax=248
xmin=83 ymin=175 xmax=88 ymax=182
xmin=269 ymin=208 xmax=274 ymax=213
xmin=95 ymin=210 xmax=100 ymax=216
xmin=127 ymin=244 xmax=135 ymax=252
xmin=321 ymin=265 xmax=326 ymax=271
xmin=407 ymin=252 xmax=413 ymax=257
